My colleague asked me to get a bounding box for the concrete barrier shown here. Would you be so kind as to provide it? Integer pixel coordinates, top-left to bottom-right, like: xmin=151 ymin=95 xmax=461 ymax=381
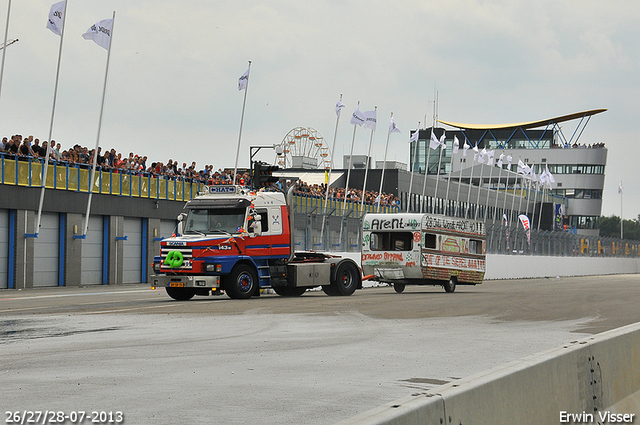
xmin=485 ymin=255 xmax=640 ymax=279
xmin=331 ymin=251 xmax=640 ymax=281
xmin=333 ymin=322 xmax=640 ymax=425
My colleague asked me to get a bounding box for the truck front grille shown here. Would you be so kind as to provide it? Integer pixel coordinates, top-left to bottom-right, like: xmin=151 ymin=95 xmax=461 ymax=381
xmin=160 ymin=247 xmax=193 ymax=271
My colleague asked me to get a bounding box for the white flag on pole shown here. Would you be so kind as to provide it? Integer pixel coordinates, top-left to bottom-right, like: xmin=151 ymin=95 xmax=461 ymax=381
xmin=517 ymin=159 xmax=527 ymax=174
xmin=439 ymin=131 xmax=446 ymax=148
xmin=497 ymin=153 xmax=504 ymax=168
xmin=409 ymin=129 xmax=419 ymax=143
xmin=335 ymin=99 xmax=345 ymax=117
xmin=350 ymin=107 xmax=366 ymax=126
xmin=472 ymin=144 xmax=479 ymax=161
xmin=47 ymin=1 xmax=66 ymax=36
xmin=389 ymin=116 xmax=401 ymax=133
xmin=478 ymin=148 xmax=487 ymax=163
xmin=82 ymin=18 xmax=113 ymax=50
xmin=238 ymin=66 xmax=249 ymax=90
xmin=453 ymin=136 xmax=459 ymax=154
xmin=463 ymin=141 xmax=470 ymax=157
xmin=547 ymin=167 xmax=555 ymax=184
xmin=487 ymin=149 xmax=495 ymax=164
xmin=364 ymin=110 xmax=377 ymax=131
xmin=618 ymin=182 xmax=624 ymax=194
xmin=429 ymin=130 xmax=440 ymax=150
xmin=507 ymin=155 xmax=513 ymax=170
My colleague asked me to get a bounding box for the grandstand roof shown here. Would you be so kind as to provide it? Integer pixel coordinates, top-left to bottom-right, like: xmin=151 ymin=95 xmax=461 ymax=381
xmin=438 ymin=109 xmax=607 ymax=130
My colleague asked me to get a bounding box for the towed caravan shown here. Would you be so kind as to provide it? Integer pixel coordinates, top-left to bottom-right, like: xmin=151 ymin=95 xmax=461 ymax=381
xmin=361 ymin=213 xmax=486 ymax=293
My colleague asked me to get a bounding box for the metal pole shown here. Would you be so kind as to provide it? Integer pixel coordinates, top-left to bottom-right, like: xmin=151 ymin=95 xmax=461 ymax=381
xmin=37 ymin=0 xmax=68 ymax=234
xmin=377 ymin=112 xmax=393 ymax=213
xmin=320 ymin=94 xmax=343 ymax=246
xmin=233 ymin=61 xmax=251 ymax=184
xmin=406 ymin=122 xmax=420 ymax=213
xmin=83 ymin=11 xmax=115 ymax=236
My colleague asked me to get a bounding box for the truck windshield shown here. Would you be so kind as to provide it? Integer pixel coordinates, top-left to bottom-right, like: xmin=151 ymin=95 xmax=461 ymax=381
xmin=183 ymin=208 xmax=246 ymax=235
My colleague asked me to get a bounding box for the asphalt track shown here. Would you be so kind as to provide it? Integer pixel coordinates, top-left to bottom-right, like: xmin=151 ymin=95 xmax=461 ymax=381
xmin=1 ymin=274 xmax=639 ymax=425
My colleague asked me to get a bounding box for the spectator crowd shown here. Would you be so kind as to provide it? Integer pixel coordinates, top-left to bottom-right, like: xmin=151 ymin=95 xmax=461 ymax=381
xmin=0 ymin=132 xmax=399 ymax=207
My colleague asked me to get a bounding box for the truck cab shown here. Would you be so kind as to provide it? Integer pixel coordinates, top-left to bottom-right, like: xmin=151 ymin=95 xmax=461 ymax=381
xmin=152 ymin=185 xmax=361 ymax=300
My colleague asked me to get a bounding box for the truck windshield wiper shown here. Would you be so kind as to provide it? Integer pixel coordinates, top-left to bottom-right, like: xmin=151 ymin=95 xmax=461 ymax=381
xmin=184 ymin=229 xmax=205 ymax=236
xmin=208 ymin=229 xmax=232 ymax=236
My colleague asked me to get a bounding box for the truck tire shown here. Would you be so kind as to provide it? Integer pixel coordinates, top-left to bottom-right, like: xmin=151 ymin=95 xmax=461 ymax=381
xmin=321 ymin=285 xmax=339 ymax=296
xmin=444 ymin=277 xmax=457 ymax=293
xmin=225 ymin=264 xmax=258 ymax=299
xmin=393 ymin=283 xmax=405 ymax=293
xmin=332 ymin=261 xmax=359 ymax=296
xmin=165 ymin=287 xmax=196 ymax=301
xmin=272 ymin=286 xmax=307 ymax=297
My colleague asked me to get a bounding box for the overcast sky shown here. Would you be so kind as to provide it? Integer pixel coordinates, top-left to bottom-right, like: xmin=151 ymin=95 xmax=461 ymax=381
xmin=1 ymin=0 xmax=638 ymax=218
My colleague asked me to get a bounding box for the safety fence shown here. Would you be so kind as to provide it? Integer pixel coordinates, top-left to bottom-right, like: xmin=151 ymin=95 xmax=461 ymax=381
xmin=291 ymin=211 xmax=640 ymax=258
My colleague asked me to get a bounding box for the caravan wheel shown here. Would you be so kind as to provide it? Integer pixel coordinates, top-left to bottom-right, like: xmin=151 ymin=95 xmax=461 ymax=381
xmin=444 ymin=277 xmax=457 ymax=293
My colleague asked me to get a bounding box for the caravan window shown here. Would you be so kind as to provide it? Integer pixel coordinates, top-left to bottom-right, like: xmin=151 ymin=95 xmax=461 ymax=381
xmin=370 ymin=232 xmax=413 ymax=251
xmin=469 ymin=239 xmax=483 ymax=254
xmin=423 ymin=233 xmax=437 ymax=249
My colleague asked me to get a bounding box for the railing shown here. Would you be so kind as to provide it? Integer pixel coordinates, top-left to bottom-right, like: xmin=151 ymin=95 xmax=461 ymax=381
xmin=1 ymin=155 xmax=203 ymax=201
xmin=292 ymin=193 xmax=400 ymax=218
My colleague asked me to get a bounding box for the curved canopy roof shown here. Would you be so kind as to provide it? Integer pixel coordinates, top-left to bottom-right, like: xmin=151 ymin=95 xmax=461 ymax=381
xmin=438 ymin=109 xmax=607 ymax=130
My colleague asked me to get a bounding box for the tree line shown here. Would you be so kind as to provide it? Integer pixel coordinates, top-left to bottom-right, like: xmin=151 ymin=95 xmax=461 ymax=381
xmin=599 ymin=215 xmax=640 ymax=240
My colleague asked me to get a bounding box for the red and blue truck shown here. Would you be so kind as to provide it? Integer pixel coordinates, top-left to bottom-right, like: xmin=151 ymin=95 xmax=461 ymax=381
xmin=151 ymin=185 xmax=361 ymax=300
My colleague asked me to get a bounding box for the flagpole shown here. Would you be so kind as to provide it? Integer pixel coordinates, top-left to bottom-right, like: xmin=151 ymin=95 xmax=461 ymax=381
xmin=0 ymin=0 xmax=11 ymax=109
xmin=455 ymin=140 xmax=466 ymax=217
xmin=420 ymin=131 xmax=433 ymax=213
xmin=360 ymin=106 xmax=376 ymax=211
xmin=339 ymin=102 xmax=360 ymax=250
xmin=474 ymin=158 xmax=485 ymax=220
xmin=620 ymin=181 xmax=624 ymax=239
xmin=83 ymin=11 xmax=115 ymax=237
xmin=503 ymin=157 xmax=512 ymax=225
xmin=444 ymin=136 xmax=456 ymax=216
xmin=233 ymin=60 xmax=251 ymax=185
xmin=465 ymin=144 xmax=478 ymax=219
xmin=37 ymin=0 xmax=68 ymax=235
xmin=493 ymin=153 xmax=504 ymax=223
xmin=407 ymin=122 xmax=420 ymax=213
xmin=320 ymin=94 xmax=343 ymax=247
xmin=433 ymin=131 xmax=445 ymax=214
xmin=484 ymin=152 xmax=495 ymax=220
xmin=377 ymin=112 xmax=393 ymax=213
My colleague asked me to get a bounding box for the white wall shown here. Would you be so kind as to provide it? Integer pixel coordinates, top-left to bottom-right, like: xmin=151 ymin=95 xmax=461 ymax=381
xmin=329 ymin=251 xmax=640 ymax=280
xmin=485 ymin=255 xmax=640 ymax=279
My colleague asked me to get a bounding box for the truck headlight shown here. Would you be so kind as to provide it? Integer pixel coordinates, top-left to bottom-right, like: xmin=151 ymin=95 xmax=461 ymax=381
xmin=206 ymin=264 xmax=222 ymax=272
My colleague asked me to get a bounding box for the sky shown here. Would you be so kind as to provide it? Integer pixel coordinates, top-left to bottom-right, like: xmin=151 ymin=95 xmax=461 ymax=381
xmin=1 ymin=0 xmax=639 ymax=219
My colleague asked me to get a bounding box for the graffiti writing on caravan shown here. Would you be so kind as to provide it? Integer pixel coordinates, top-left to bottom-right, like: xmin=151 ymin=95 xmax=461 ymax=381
xmin=423 ymin=217 xmax=484 ymax=234
xmin=370 ymin=218 xmax=407 ymax=230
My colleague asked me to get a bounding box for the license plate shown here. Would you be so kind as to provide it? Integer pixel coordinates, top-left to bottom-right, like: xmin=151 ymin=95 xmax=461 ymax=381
xmin=169 ymin=282 xmax=184 ymax=287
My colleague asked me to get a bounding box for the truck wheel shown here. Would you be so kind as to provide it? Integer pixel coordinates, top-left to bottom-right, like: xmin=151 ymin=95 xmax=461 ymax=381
xmin=226 ymin=264 xmax=258 ymax=299
xmin=332 ymin=262 xmax=359 ymax=296
xmin=393 ymin=283 xmax=405 ymax=293
xmin=321 ymin=285 xmax=339 ymax=296
xmin=273 ymin=286 xmax=307 ymax=297
xmin=165 ymin=287 xmax=196 ymax=301
xmin=444 ymin=277 xmax=457 ymax=293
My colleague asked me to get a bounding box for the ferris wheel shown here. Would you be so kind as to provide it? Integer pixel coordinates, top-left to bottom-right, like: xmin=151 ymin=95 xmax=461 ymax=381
xmin=276 ymin=127 xmax=331 ymax=169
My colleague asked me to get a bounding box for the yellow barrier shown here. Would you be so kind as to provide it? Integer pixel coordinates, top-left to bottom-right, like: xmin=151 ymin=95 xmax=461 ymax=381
xmin=0 ymin=156 xmax=203 ymax=202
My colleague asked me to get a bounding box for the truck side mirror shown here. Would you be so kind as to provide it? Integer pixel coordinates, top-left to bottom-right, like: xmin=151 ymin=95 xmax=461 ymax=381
xmin=248 ymin=215 xmax=262 ymax=237
xmin=177 ymin=213 xmax=186 ymax=236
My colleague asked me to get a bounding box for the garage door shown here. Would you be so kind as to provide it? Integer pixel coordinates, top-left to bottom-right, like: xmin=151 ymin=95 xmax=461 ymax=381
xmin=33 ymin=213 xmax=59 ymax=287
xmin=81 ymin=215 xmax=103 ymax=285
xmin=123 ymin=218 xmax=142 ymax=284
xmin=160 ymin=219 xmax=177 ymax=240
xmin=0 ymin=209 xmax=8 ymax=289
